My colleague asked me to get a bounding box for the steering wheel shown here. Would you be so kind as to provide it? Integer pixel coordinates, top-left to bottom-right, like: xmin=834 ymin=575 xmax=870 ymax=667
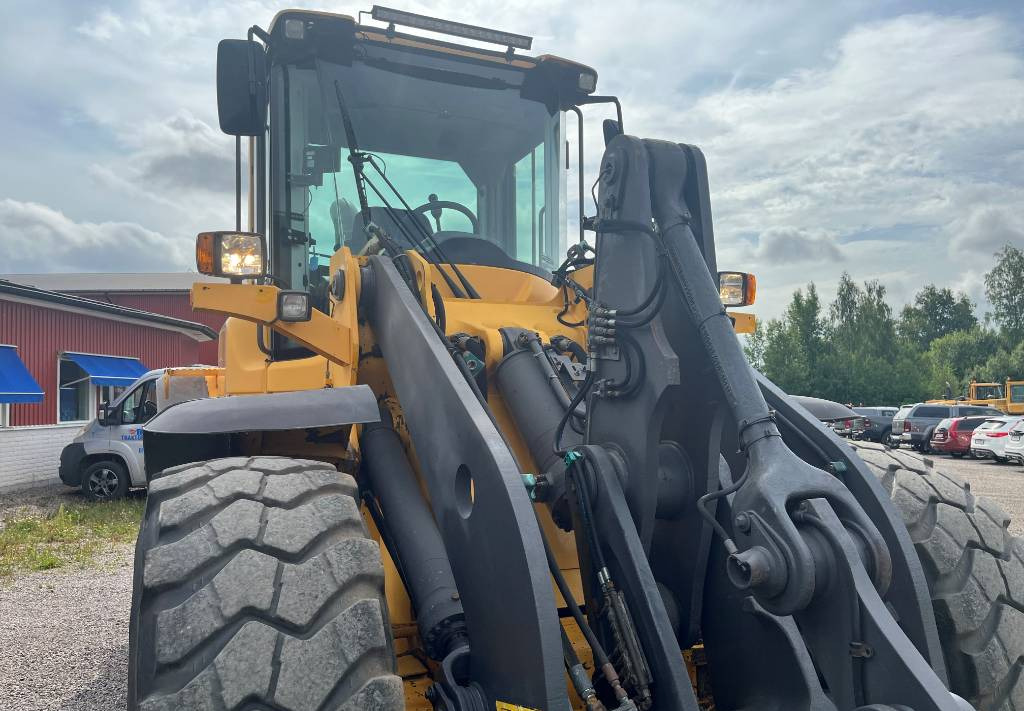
xmin=413 ymin=193 xmax=480 ymax=235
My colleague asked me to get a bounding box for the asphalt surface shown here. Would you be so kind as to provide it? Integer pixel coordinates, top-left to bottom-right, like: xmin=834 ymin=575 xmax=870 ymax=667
xmin=1 ymin=453 xmax=1023 ymax=710
xmin=920 ymin=449 xmax=1024 ymax=536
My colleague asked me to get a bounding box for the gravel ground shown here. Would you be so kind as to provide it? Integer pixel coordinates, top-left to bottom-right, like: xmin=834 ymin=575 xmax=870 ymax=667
xmin=0 ymin=486 xmax=135 ymax=711
xmin=0 ymin=453 xmax=1022 ymax=711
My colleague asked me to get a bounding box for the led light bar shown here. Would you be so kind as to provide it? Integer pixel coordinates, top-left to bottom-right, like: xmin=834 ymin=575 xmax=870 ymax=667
xmin=371 ymin=6 xmax=533 ymax=50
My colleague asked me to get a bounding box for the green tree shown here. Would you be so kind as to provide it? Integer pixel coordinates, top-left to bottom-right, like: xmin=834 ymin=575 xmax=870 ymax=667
xmin=823 ymin=274 xmax=917 ymax=404
xmin=898 ymin=285 xmax=976 ymax=349
xmin=924 ymin=327 xmax=999 ymax=397
xmin=759 ymin=284 xmax=828 ymax=396
xmin=969 ymin=342 xmax=1024 ymax=384
xmin=984 ymin=245 xmax=1024 ymax=343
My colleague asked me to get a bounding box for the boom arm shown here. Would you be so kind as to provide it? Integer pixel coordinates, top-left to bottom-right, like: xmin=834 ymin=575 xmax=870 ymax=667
xmin=560 ymin=135 xmax=967 ymax=710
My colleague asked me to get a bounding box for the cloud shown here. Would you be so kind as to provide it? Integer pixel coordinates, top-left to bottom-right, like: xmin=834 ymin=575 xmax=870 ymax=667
xmin=127 ymin=111 xmax=235 ymax=194
xmin=2 ymin=3 xmax=1023 ymax=322
xmin=949 ymin=205 xmax=1024 ymax=257
xmin=754 ymin=227 xmax=843 ymax=265
xmin=76 ymin=9 xmax=125 ymax=41
xmin=0 ymin=199 xmax=192 ymax=273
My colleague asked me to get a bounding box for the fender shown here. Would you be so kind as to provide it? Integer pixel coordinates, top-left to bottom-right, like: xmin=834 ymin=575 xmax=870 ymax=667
xmin=141 ymin=385 xmax=379 ymax=476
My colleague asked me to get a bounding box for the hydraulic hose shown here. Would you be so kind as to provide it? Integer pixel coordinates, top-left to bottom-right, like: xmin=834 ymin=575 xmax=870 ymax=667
xmin=522 ymin=333 xmax=587 ymax=418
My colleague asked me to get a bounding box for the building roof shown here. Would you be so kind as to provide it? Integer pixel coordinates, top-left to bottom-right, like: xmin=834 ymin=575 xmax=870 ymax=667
xmin=0 ymin=272 xmax=226 ymax=293
xmin=0 ymin=279 xmax=217 ymax=342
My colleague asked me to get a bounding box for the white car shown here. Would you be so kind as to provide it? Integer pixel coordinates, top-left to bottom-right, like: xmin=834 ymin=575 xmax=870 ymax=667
xmin=1005 ymin=422 xmax=1024 ymax=465
xmin=971 ymin=417 xmax=1024 ymax=462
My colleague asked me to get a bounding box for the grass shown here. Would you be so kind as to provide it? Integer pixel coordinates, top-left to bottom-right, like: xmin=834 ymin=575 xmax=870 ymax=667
xmin=0 ymin=497 xmax=145 ymax=578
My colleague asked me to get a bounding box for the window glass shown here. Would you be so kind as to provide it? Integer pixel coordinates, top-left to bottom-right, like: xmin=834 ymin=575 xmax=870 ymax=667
xmin=514 ymin=143 xmax=546 ymax=264
xmin=1011 ymin=384 xmax=1024 ymax=404
xmin=916 ymin=406 xmax=949 ymax=418
xmin=58 ymin=359 xmax=91 ymax=422
xmin=120 ymin=380 xmax=156 ymax=425
xmin=98 ymin=385 xmax=125 ymax=410
xmin=960 ymin=407 xmax=996 ymax=416
xmin=974 ymin=384 xmax=1003 ymax=400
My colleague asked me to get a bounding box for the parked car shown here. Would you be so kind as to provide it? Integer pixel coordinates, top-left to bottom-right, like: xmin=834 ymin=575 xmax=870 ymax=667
xmin=971 ymin=416 xmax=1024 ymax=462
xmin=831 ymin=417 xmax=864 ymax=438
xmin=1006 ymin=422 xmax=1024 ymax=465
xmin=59 ymin=366 xmax=222 ymax=501
xmin=892 ymin=403 xmax=1004 ymax=452
xmin=851 ymin=406 xmax=898 ymax=443
xmin=930 ymin=416 xmax=993 ymax=457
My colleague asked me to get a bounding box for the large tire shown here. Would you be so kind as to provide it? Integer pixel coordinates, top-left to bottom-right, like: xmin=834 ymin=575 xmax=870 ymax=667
xmin=129 ymin=456 xmax=404 ymax=711
xmin=849 ymin=441 xmax=1024 ymax=710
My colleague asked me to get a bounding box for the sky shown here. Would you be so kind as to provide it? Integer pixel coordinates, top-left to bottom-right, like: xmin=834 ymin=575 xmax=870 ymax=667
xmin=1 ymin=1 xmax=1022 ymax=319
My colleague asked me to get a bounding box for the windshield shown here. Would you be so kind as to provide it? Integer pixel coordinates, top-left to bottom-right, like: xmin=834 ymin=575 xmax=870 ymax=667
xmin=270 ymin=45 xmax=566 ymax=297
xmin=974 ymin=384 xmax=1003 ymax=400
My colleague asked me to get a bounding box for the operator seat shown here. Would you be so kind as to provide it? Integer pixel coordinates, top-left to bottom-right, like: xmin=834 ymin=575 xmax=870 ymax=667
xmin=349 ymin=207 xmax=432 ymax=253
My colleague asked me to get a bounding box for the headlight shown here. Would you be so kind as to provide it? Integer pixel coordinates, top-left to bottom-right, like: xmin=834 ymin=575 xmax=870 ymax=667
xmin=196 ymin=231 xmax=266 ymax=279
xmin=718 ymin=271 xmax=756 ymax=307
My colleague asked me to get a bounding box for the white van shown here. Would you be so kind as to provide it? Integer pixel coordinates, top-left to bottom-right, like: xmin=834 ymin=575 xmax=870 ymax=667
xmin=58 ymin=366 xmax=222 ymax=500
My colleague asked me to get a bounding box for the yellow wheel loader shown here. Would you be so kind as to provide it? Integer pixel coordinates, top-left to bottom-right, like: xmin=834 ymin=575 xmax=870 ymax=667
xmin=129 ymin=8 xmax=1023 ymax=711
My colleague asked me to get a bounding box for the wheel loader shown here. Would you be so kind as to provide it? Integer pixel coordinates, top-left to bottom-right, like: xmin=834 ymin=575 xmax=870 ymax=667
xmin=129 ymin=7 xmax=1024 ymax=711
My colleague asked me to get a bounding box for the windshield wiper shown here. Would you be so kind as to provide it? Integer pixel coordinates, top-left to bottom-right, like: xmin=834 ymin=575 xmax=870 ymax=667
xmin=332 ymin=80 xmax=480 ymax=300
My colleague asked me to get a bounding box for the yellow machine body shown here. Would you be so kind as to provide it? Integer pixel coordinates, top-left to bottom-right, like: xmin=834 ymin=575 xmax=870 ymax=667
xmin=190 ymin=246 xmax=751 ymax=709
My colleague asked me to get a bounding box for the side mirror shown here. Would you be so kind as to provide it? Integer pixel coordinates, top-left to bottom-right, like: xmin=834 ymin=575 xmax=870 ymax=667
xmin=217 ymin=39 xmax=268 ymax=136
xmin=97 ymin=403 xmax=110 ymax=426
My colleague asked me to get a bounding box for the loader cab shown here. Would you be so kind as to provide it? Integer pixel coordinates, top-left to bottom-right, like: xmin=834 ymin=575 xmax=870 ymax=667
xmin=218 ymin=11 xmax=607 ymax=322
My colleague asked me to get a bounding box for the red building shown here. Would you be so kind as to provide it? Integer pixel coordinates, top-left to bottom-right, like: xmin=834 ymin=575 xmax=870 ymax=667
xmin=5 ymin=273 xmax=227 ymax=364
xmin=0 ymin=276 xmax=218 ymax=490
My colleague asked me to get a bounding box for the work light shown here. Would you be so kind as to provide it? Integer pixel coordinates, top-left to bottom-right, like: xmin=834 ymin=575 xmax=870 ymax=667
xmin=196 ymin=231 xmax=266 ymax=279
xmin=718 ymin=271 xmax=757 ymax=307
xmin=278 ymin=291 xmax=311 ymax=322
xmin=370 ymin=6 xmax=533 ymax=50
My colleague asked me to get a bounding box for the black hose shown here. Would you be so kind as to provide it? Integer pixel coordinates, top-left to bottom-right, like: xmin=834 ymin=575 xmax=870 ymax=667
xmin=617 ymin=259 xmax=666 ymax=320
xmin=524 ymin=335 xmax=586 ymax=418
xmin=542 ymin=525 xmax=611 ymax=668
xmin=554 ymin=372 xmax=595 ymax=456
xmin=430 ymin=283 xmax=447 ymax=334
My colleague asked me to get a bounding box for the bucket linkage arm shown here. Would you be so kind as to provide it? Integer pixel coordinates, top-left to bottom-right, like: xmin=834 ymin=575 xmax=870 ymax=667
xmin=552 ymin=135 xmax=971 ymax=711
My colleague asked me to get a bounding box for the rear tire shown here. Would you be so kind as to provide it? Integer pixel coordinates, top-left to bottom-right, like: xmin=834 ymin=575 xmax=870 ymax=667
xmin=849 ymin=441 xmax=1024 ymax=710
xmin=128 ymin=456 xmax=404 ymax=711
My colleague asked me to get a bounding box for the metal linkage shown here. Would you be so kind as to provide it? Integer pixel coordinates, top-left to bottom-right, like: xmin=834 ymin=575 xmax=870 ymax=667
xmin=585 ymin=134 xmax=967 ymax=710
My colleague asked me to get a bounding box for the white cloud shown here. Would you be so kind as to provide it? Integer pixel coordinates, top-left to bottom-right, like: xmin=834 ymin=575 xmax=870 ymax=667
xmin=1 ymin=3 xmax=1022 ymax=321
xmin=949 ymin=205 xmax=1024 ymax=257
xmin=76 ymin=9 xmax=125 ymax=41
xmin=754 ymin=227 xmax=843 ymax=265
xmin=0 ymin=199 xmax=192 ymax=273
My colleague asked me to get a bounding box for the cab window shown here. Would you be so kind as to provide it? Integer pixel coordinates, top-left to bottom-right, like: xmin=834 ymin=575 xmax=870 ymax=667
xmin=120 ymin=380 xmax=157 ymax=425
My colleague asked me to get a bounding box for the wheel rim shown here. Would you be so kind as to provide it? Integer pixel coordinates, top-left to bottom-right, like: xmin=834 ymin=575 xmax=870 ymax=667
xmin=87 ymin=468 xmax=119 ymax=498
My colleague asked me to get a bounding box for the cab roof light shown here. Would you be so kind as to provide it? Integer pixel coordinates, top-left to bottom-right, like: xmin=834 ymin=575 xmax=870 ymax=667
xmin=370 ymin=5 xmax=533 ymax=50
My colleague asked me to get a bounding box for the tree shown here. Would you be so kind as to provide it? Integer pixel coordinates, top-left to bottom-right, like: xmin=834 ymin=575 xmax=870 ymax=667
xmin=984 ymin=245 xmax=1024 ymax=343
xmin=924 ymin=327 xmax=1000 ymax=396
xmin=969 ymin=342 xmax=1024 ymax=384
xmin=898 ymin=285 xmax=976 ymax=349
xmin=758 ymin=284 xmax=828 ymax=396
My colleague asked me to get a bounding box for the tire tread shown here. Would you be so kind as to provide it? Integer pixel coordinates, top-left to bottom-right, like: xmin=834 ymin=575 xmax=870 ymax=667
xmin=131 ymin=457 xmax=402 ymax=711
xmin=849 ymin=441 xmax=1024 ymax=710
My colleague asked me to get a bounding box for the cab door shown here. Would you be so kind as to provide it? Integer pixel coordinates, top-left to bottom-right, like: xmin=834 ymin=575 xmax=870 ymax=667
xmin=110 ymin=379 xmax=158 ymax=486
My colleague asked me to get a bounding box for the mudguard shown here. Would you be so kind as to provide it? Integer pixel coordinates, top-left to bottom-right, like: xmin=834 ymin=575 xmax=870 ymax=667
xmin=141 ymin=385 xmax=379 ymax=476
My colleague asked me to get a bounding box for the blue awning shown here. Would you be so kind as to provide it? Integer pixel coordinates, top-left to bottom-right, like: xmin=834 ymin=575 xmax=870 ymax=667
xmin=64 ymin=352 xmax=149 ymax=387
xmin=0 ymin=345 xmax=44 ymax=403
